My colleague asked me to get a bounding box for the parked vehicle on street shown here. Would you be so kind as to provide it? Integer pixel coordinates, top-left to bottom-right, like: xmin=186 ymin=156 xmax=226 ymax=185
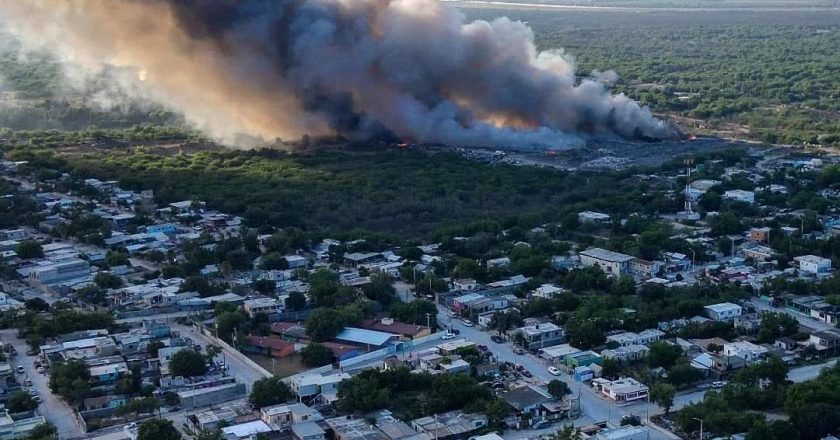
xmin=548 ymin=367 xmax=561 ymax=376
xmin=442 ymin=333 xmax=456 ymax=340
xmin=461 ymin=319 xmax=474 ymax=327
xmin=15 ymin=366 xmax=24 ymax=374
xmin=490 ymin=335 xmax=504 ymax=343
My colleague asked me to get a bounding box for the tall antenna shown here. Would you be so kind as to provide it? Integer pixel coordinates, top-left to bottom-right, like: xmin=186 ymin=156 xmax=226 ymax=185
xmin=684 ymin=157 xmax=694 ymax=214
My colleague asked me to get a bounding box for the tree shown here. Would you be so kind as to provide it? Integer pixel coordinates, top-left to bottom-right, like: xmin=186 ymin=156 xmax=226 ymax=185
xmin=253 ymin=279 xmax=276 ymax=295
xmin=285 ymin=291 xmax=307 ymax=311
xmin=746 ymin=420 xmax=800 ymax=440
xmin=306 ymin=308 xmax=346 ymax=342
xmin=600 ymin=358 xmax=621 ymax=380
xmin=27 ymin=423 xmax=57 ymax=440
xmin=650 ymin=383 xmax=676 ymax=414
xmin=547 ymin=380 xmax=570 ymax=399
xmin=24 ymin=298 xmax=49 ymax=312
xmin=362 ymin=273 xmax=396 ymax=306
xmin=565 ymin=320 xmax=605 ymax=349
xmin=7 ymin=390 xmax=38 ymax=413
xmin=94 ymin=272 xmax=124 ymax=289
xmin=16 ymin=240 xmax=43 ymax=259
xmin=105 ymin=250 xmax=129 ymax=267
xmin=647 ymin=341 xmax=683 ymax=369
xmin=300 ymin=343 xmax=335 ymax=367
xmin=169 ymin=349 xmax=208 ymax=377
xmin=249 ymin=377 xmax=292 ymax=408
xmin=49 ymin=360 xmax=91 ymax=405
xmin=259 ymin=253 xmax=289 ymax=270
xmin=147 ymin=341 xmax=165 ymax=357
xmin=668 ymin=363 xmax=702 ymax=388
xmin=137 ymin=419 xmax=181 ymax=440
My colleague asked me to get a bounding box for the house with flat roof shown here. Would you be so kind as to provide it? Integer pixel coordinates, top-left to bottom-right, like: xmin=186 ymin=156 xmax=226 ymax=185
xmin=795 ymin=255 xmax=831 ymax=276
xmin=579 ymin=248 xmax=634 ymax=277
xmin=411 ymin=411 xmax=487 ymax=440
xmin=293 ymin=422 xmax=326 ymax=440
xmin=592 ymin=377 xmax=649 ymax=403
xmin=512 ymin=322 xmax=564 ymax=351
xmin=335 ymin=327 xmax=398 ymax=349
xmin=704 ymin=302 xmax=742 ymax=321
xmin=500 ymin=385 xmax=553 ymax=416
xmin=578 ymin=211 xmax=611 ymax=223
xmin=222 ymin=420 xmax=272 ymax=440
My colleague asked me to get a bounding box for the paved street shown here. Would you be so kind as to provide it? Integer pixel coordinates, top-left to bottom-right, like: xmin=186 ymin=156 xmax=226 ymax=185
xmin=434 ymin=305 xmax=671 ymax=440
xmin=0 ymin=329 xmax=84 ymax=439
xmin=170 ymin=323 xmax=270 ymax=389
xmin=749 ymin=298 xmax=834 ymax=332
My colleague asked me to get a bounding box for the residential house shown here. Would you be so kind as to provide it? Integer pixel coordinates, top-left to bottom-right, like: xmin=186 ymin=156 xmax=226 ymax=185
xmin=795 ymin=255 xmax=831 ymax=276
xmin=243 ymin=297 xmax=283 ymax=318
xmin=592 ymin=378 xmax=649 ymax=403
xmin=704 ymin=302 xmax=742 ymax=321
xmin=360 ymin=318 xmax=431 ymax=340
xmin=723 ymin=341 xmax=768 ymax=364
xmin=723 ymin=190 xmax=755 ymax=204
xmin=579 ymin=248 xmax=634 ymax=277
xmin=601 ymin=345 xmax=650 ymax=363
xmin=500 ymin=385 xmax=553 ymax=416
xmin=578 ymin=211 xmax=611 ymax=223
xmin=411 ymin=411 xmax=488 ymax=440
xmin=513 ymin=322 xmax=565 ymax=351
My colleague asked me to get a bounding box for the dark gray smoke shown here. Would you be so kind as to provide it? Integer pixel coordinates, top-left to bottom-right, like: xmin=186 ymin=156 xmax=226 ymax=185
xmin=0 ymin=0 xmax=676 ymax=149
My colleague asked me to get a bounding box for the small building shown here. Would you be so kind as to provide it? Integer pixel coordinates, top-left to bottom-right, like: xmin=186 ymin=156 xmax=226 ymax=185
xmin=293 ymin=422 xmax=327 ymax=440
xmin=335 ymin=327 xmax=398 ymax=349
xmin=243 ymin=336 xmax=295 ymax=358
xmin=222 ymin=420 xmax=272 ymax=440
xmin=513 ymin=322 xmax=565 ymax=351
xmin=564 ymin=350 xmax=603 ymax=369
xmin=360 ymin=318 xmax=431 ymax=340
xmin=260 ymin=402 xmax=323 ymax=430
xmin=592 ymin=377 xmax=649 ymax=403
xmin=704 ymin=302 xmax=742 ymax=321
xmin=594 ymin=426 xmax=649 ymax=440
xmin=578 ymin=211 xmax=612 ymax=223
xmin=723 ymin=341 xmax=767 ymax=364
xmin=794 ymin=255 xmax=831 ymax=276
xmin=579 ymin=248 xmax=634 ymax=277
xmin=749 ymin=227 xmax=771 ymax=243
xmin=723 ymin=190 xmax=755 ymax=204
xmin=486 ymin=257 xmax=511 ymax=269
xmin=500 ymin=385 xmax=553 ymax=415
xmin=601 ymin=345 xmax=649 ymax=363
xmin=243 ymin=297 xmax=283 ymax=318
xmin=411 ymin=411 xmax=488 ymax=440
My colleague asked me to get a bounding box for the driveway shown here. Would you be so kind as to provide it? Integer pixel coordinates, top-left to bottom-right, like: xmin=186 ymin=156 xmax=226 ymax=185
xmin=0 ymin=329 xmax=83 ymax=439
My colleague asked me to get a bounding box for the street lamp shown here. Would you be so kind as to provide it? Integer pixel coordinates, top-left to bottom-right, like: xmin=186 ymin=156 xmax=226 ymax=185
xmin=693 ymin=417 xmax=704 ymax=440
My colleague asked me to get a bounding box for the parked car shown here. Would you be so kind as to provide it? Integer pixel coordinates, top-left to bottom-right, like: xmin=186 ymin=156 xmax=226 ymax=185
xmin=461 ymin=319 xmax=474 ymax=327
xmin=36 ymin=367 xmax=46 ymax=374
xmin=711 ymin=381 xmax=726 ymax=389
xmin=447 ymin=310 xmax=457 ymax=317
xmin=24 ymin=377 xmax=31 ymax=386
xmin=450 ymin=329 xmax=461 ymax=335
xmin=521 ymin=370 xmax=533 ymax=378
xmin=15 ymin=366 xmax=24 ymax=374
xmin=548 ymin=367 xmax=561 ymax=376
xmin=33 ymin=395 xmax=41 ymax=403
xmin=27 ymin=388 xmax=37 ymax=396
xmin=490 ymin=335 xmax=504 ymax=343
xmin=514 ymin=347 xmax=525 ymax=355
xmin=441 ymin=333 xmax=456 ymax=340
xmin=477 ymin=344 xmax=488 ymax=351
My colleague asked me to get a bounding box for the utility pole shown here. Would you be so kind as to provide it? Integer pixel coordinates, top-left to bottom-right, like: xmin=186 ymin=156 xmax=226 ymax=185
xmin=425 ymin=313 xmax=431 ymax=329
xmin=693 ymin=417 xmax=704 ymax=440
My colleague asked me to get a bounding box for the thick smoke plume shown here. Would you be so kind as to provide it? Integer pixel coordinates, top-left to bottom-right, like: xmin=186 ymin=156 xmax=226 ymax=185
xmin=0 ymin=0 xmax=675 ymax=149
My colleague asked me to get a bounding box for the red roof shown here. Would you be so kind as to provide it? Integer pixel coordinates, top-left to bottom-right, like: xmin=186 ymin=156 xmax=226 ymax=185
xmin=360 ymin=319 xmax=428 ymax=338
xmin=247 ymin=335 xmax=293 ymax=351
xmin=321 ymin=342 xmax=359 ymax=357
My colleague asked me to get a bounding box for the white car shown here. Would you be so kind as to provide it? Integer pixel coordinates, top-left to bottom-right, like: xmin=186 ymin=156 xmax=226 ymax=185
xmin=15 ymin=366 xmax=24 ymax=374
xmin=548 ymin=367 xmax=561 ymax=376
xmin=441 ymin=333 xmax=456 ymax=340
xmin=461 ymin=319 xmax=474 ymax=327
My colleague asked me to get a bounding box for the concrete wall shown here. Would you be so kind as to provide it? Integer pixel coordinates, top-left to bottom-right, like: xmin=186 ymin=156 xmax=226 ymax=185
xmin=179 ymin=383 xmax=247 ymax=409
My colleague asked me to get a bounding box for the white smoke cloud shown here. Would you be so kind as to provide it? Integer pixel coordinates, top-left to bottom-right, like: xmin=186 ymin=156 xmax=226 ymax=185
xmin=0 ymin=0 xmax=677 ymax=149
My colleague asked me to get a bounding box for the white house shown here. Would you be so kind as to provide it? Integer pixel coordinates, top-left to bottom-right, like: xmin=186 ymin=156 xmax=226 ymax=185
xmin=794 ymin=255 xmax=831 ymax=275
xmin=532 ymin=284 xmax=563 ymax=299
xmin=578 ymin=211 xmax=612 ymax=223
xmin=704 ymin=302 xmax=742 ymax=321
xmin=486 ymin=257 xmax=511 ymax=269
xmin=723 ymin=190 xmax=755 ymax=204
xmin=579 ymin=248 xmax=634 ymax=277
xmin=723 ymin=341 xmax=768 ymax=364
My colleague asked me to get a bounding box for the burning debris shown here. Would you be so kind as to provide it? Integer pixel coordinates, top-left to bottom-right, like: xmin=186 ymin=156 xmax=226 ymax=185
xmin=0 ymin=0 xmax=678 ymax=149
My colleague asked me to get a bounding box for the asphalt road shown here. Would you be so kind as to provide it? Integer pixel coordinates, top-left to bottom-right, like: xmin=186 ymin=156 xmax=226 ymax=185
xmin=749 ymin=298 xmax=834 ymax=332
xmin=170 ymin=323 xmax=270 ymax=390
xmin=434 ymin=305 xmax=671 ymax=440
xmin=0 ymin=329 xmax=84 ymax=439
